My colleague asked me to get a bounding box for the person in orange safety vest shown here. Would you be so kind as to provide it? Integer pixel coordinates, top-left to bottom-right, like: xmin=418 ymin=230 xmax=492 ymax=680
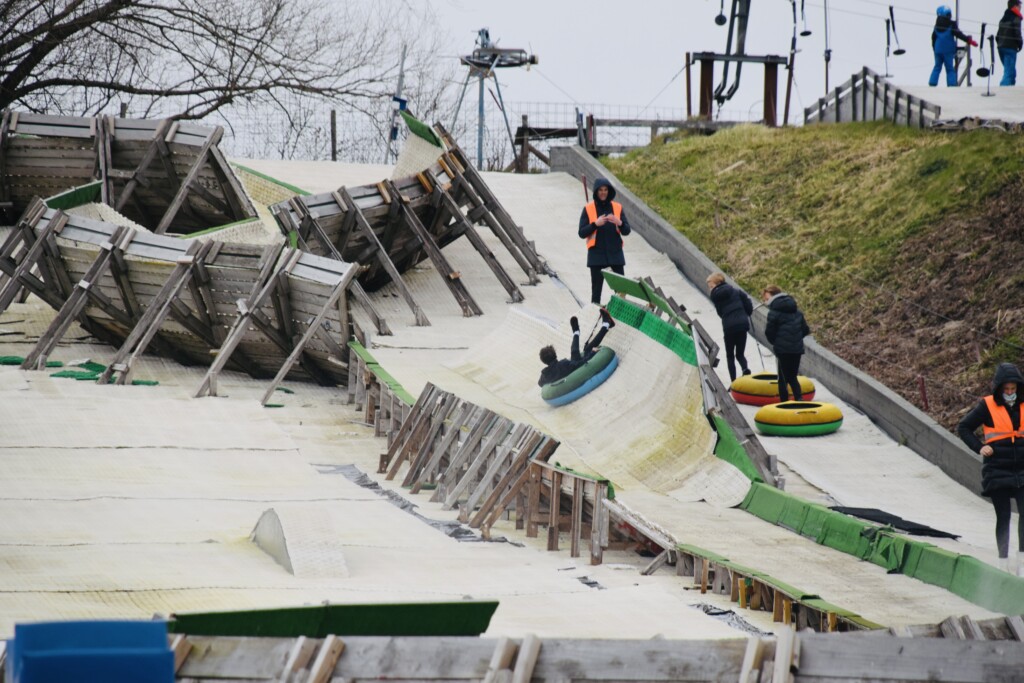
xmin=579 ymin=178 xmax=631 ymax=304
xmin=959 ymin=362 xmax=1024 ymax=574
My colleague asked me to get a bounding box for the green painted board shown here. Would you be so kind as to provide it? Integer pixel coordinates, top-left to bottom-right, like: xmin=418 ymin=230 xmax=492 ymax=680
xmin=167 ymin=601 xmax=498 ymax=637
xmin=45 ymin=181 xmax=102 ymax=210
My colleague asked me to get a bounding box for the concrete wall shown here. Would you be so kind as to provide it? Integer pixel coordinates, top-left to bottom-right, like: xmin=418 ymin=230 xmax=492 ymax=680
xmin=550 ymin=145 xmax=983 ymax=497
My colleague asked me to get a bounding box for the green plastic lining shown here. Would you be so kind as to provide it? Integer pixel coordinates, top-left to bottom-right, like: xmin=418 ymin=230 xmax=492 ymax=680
xmin=166 ymin=601 xmax=498 ymax=638
xmin=347 ymin=340 xmax=416 ymax=406
xmin=741 ymin=481 xmax=1024 ymax=614
xmin=549 ymin=463 xmax=616 ymax=500
xmin=0 ymin=356 xmax=62 ymax=367
xmin=231 ymin=163 xmax=312 ymax=196
xmin=602 ymin=272 xmax=690 ymax=333
xmin=400 ymin=110 xmax=444 ymax=148
xmin=44 ymin=181 xmax=102 ymax=210
xmin=605 ymin=296 xmax=696 ymax=366
xmin=49 ymin=360 xmax=157 ymax=385
xmin=710 ymin=414 xmax=762 ymax=483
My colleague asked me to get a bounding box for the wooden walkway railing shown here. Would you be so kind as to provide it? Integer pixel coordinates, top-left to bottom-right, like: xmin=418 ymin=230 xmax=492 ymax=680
xmin=804 ymin=67 xmax=942 ymax=129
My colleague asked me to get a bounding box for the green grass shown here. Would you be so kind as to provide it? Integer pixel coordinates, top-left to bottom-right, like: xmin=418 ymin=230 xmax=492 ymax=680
xmin=606 ymin=122 xmax=1024 ymax=335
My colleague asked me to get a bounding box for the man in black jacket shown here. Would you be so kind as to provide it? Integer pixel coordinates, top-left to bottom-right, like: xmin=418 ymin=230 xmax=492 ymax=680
xmin=538 ymin=309 xmax=615 ymax=387
xmin=762 ymin=285 xmax=811 ymax=402
xmin=579 ymin=178 xmax=631 ymax=305
xmin=958 ymin=362 xmax=1024 ymax=574
xmin=998 ymin=0 xmax=1023 ymax=85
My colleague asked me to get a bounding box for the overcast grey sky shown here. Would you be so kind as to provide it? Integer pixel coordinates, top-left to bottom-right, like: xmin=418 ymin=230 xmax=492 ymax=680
xmin=428 ymin=0 xmax=1017 ymax=122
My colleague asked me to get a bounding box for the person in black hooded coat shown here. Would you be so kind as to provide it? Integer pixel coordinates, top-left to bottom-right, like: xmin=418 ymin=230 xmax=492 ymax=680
xmin=762 ymin=284 xmax=811 ymax=402
xmin=579 ymin=178 xmax=631 ymax=304
xmin=958 ymin=362 xmax=1024 ymax=574
xmin=707 ymin=272 xmax=753 ymax=381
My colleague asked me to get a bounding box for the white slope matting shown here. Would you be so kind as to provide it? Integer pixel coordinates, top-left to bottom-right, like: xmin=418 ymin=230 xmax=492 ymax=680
xmin=445 ymin=307 xmax=748 ymax=508
xmin=0 ymin=315 xmax=765 ymax=640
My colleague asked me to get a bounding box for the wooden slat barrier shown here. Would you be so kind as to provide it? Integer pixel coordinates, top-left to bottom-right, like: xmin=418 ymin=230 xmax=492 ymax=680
xmin=803 ymin=67 xmax=942 ymax=128
xmin=379 ymin=382 xmax=560 ymax=533
xmin=160 ymin=630 xmax=1024 ymax=681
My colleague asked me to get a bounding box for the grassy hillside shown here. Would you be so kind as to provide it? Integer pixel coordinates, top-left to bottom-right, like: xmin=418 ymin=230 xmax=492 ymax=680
xmin=604 ymin=122 xmax=1024 ymax=431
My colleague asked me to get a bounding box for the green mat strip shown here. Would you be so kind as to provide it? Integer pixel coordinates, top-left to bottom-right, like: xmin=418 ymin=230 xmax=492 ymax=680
xmin=44 ymin=181 xmax=102 ymax=210
xmin=710 ymin=414 xmax=763 ymax=483
xmin=605 ymin=296 xmax=696 ymax=366
xmin=675 ymin=541 xmax=885 ymax=630
xmin=603 ymin=271 xmax=691 ymax=333
xmin=167 ymin=601 xmax=498 ymax=638
xmin=48 ymin=360 xmax=157 ymax=386
xmin=400 ymin=110 xmax=444 ymax=148
xmin=549 ymin=462 xmax=615 ymax=500
xmin=347 ymin=340 xmax=416 ymax=406
xmin=741 ymin=482 xmax=1024 ymax=614
xmin=0 ymin=356 xmax=62 ymax=367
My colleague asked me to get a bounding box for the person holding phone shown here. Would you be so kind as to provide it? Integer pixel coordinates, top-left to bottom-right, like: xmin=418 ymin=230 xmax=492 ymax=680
xmin=579 ymin=177 xmax=631 ymax=304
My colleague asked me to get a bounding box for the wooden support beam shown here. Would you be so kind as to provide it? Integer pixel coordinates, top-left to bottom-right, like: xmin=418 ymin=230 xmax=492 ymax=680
xmin=425 ymin=170 xmax=524 ymax=303
xmin=208 ymin=145 xmax=257 ymax=220
xmin=154 ymin=126 xmax=224 ymax=234
xmin=472 ymin=435 xmax=557 ymax=531
xmin=95 ymin=115 xmax=115 ymax=206
xmin=98 ymin=240 xmax=207 ymax=385
xmin=449 ymin=173 xmax=539 ymax=285
xmin=410 ymin=401 xmax=478 ymax=494
xmin=590 ymin=481 xmax=608 ymax=565
xmin=308 ymin=635 xmax=345 ymax=683
xmin=462 ymin=425 xmax=534 ymax=522
xmin=435 ymin=125 xmax=548 ymax=275
xmin=401 ymin=395 xmax=465 ymax=487
xmin=0 ymin=207 xmax=67 ymax=312
xmin=443 ymin=417 xmax=512 ymax=509
xmin=259 ymin=261 xmax=356 ymax=405
xmin=379 ymin=383 xmax=438 ymax=472
xmin=194 ymin=243 xmax=287 ymax=397
xmin=337 ymin=189 xmax=430 ymax=326
xmin=115 ymin=119 xmax=173 ymax=212
xmin=385 ymin=179 xmax=482 ymax=317
xmin=434 ymin=409 xmax=500 ymax=504
xmin=22 ymin=224 xmax=129 ymax=369
xmin=386 ymin=388 xmax=450 ymax=480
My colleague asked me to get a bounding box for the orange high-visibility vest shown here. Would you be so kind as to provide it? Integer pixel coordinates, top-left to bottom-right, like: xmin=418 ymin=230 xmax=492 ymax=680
xmin=584 ymin=201 xmax=623 ymax=249
xmin=983 ymin=395 xmax=1024 ymax=444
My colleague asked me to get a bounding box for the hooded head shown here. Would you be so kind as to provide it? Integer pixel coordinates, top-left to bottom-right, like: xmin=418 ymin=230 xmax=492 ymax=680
xmin=592 ymin=178 xmax=616 ymax=204
xmin=992 ymin=363 xmax=1024 ymax=406
xmin=1010 ymin=0 xmax=1021 ymax=10
xmin=937 ymin=5 xmax=952 ymax=17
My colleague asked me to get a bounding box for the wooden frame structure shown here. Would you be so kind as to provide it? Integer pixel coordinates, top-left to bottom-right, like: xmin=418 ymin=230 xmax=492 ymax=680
xmin=0 ymin=199 xmax=357 ymax=399
xmin=22 ymin=628 xmax=1015 ymax=682
xmin=380 ymin=383 xmax=559 ymax=532
xmin=0 ymin=111 xmax=256 ymax=232
xmin=270 ymin=124 xmax=548 ymax=329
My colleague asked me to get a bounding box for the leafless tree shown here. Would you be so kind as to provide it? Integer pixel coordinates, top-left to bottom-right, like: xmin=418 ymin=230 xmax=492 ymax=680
xmin=0 ymin=0 xmax=452 ymax=123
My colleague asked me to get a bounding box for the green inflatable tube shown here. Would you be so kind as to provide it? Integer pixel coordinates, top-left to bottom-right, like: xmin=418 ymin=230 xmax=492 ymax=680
xmin=541 ymin=347 xmax=617 ymax=404
xmin=754 ymin=419 xmax=843 ymax=437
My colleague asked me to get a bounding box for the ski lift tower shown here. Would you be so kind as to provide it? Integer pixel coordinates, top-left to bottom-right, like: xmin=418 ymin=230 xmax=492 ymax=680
xmin=452 ymin=28 xmax=538 ymax=168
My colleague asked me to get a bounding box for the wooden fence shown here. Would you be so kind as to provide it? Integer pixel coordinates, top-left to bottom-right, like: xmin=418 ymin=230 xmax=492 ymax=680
xmin=804 ymin=67 xmax=942 ymax=129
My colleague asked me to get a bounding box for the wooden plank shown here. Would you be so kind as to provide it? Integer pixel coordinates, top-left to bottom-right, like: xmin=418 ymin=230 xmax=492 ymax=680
xmin=443 ymin=417 xmax=512 ymax=509
xmin=154 ymin=127 xmax=223 ymax=234
xmin=940 ymin=615 xmax=967 ymax=640
xmin=278 ymin=635 xmax=316 ymax=681
xmin=460 ymin=424 xmax=533 ymax=520
xmin=797 ymin=632 xmax=1024 ymax=682
xmin=436 ymin=410 xmax=501 ymax=505
xmin=570 ymin=476 xmax=584 ymax=558
xmin=1006 ymin=615 xmax=1024 ymax=642
xmin=308 ymin=635 xmax=345 ymax=683
xmin=411 ymin=401 xmax=478 ymax=494
xmin=337 ymin=188 xmax=429 ymax=326
xmin=22 ymin=224 xmax=128 ymax=369
xmin=481 ymin=637 xmax=517 ymax=683
xmin=427 ymin=171 xmax=524 ymax=303
xmin=510 ymin=634 xmax=540 ymax=683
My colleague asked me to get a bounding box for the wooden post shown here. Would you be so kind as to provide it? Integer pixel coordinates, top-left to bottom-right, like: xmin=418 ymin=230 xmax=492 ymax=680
xmin=685 ymin=52 xmax=692 ymax=119
xmin=699 ymin=58 xmax=714 ymax=120
xmin=330 ymin=110 xmax=337 ymax=162
xmin=783 ymin=51 xmax=796 ymax=126
xmin=518 ymin=115 xmax=529 ymax=173
xmin=764 ymin=62 xmax=779 ymax=127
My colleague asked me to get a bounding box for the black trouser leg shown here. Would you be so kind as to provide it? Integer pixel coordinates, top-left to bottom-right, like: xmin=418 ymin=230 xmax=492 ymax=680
xmin=570 ymin=332 xmax=581 ymax=362
xmin=723 ymin=329 xmax=749 ymax=381
xmin=590 ymin=267 xmax=605 ymax=305
xmin=992 ymin=490 xmax=1013 ymax=558
xmin=776 ymin=353 xmax=802 ymax=402
xmin=585 ymin=326 xmax=609 ymax=356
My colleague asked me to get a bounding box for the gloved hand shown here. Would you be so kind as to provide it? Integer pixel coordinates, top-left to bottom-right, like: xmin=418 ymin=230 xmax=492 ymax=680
xmin=969 ymin=38 xmax=978 ymax=47
xmin=570 ymin=316 xmax=580 ymax=333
